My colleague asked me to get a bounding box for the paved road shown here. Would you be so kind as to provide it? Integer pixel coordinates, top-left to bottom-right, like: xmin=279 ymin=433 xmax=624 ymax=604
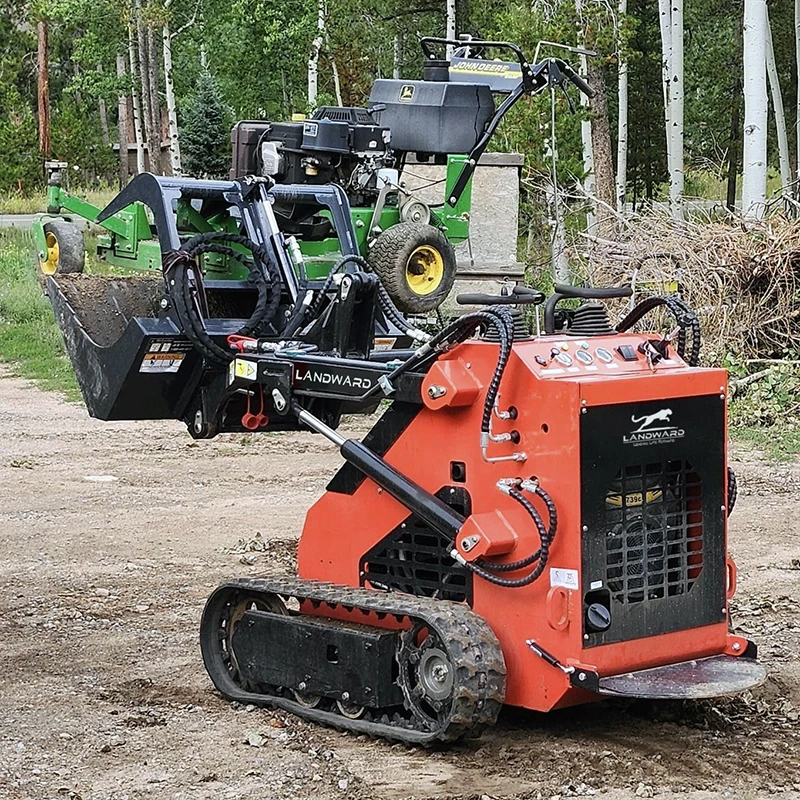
xmin=0 ymin=214 xmax=37 ymax=230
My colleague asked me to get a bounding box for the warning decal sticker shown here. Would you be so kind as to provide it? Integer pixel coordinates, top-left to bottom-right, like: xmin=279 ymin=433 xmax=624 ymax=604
xmin=139 ymin=339 xmax=192 ymax=374
xmin=139 ymin=352 xmax=186 ymax=374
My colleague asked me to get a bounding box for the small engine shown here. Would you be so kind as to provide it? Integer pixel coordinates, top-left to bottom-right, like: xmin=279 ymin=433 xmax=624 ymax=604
xmin=231 ymin=108 xmax=394 ymax=206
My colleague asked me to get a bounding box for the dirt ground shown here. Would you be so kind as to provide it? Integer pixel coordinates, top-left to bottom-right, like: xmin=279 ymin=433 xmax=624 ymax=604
xmin=0 ymin=371 xmax=798 ymax=800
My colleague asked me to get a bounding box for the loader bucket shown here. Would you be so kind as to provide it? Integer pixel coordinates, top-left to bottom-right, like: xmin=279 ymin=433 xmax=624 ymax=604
xmin=46 ymin=274 xmax=205 ymax=421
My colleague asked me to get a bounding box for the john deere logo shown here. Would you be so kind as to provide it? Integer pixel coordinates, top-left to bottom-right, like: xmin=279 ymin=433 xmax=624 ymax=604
xmin=399 ymin=85 xmax=415 ymax=102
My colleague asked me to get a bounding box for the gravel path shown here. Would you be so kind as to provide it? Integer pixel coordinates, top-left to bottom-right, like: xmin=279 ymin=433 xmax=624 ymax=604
xmin=0 ymin=372 xmax=798 ymax=800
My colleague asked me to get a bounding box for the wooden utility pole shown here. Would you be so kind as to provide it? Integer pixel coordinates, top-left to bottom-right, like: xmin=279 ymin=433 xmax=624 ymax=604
xmin=37 ymin=19 xmax=51 ymax=159
xmin=117 ymin=54 xmax=130 ymax=186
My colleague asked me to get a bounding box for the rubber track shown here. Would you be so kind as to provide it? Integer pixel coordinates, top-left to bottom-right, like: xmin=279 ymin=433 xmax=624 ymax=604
xmin=200 ymin=576 xmax=506 ymax=745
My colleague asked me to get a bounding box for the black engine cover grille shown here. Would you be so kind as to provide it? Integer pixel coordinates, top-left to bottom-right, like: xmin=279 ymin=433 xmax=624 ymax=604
xmin=580 ymin=395 xmax=726 ymax=647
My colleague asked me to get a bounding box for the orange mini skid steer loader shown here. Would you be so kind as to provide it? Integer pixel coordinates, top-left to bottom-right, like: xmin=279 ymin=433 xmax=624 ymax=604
xmin=47 ymin=171 xmax=764 ymax=746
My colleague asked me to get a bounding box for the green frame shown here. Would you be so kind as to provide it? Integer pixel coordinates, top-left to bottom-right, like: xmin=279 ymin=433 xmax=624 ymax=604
xmin=33 ymin=154 xmax=474 ymax=282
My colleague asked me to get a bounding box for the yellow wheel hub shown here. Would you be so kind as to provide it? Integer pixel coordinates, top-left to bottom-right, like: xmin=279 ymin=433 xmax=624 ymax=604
xmin=40 ymin=232 xmax=59 ymax=275
xmin=405 ymin=245 xmax=444 ymax=296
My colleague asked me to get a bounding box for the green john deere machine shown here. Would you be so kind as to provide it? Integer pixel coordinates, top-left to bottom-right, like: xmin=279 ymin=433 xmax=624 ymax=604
xmin=33 ymin=36 xmax=590 ymax=313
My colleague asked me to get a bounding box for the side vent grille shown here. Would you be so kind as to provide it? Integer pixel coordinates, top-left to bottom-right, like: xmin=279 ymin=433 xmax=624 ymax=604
xmin=359 ymin=487 xmax=472 ymax=604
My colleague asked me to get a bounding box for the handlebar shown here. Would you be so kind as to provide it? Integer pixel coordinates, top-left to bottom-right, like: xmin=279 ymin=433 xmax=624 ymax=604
xmin=419 ymin=37 xmax=528 ymax=68
xmin=544 ymin=285 xmax=632 ymax=334
xmin=424 ymin=37 xmax=594 ymax=208
xmin=457 ymin=285 xmax=545 ymax=306
xmin=552 ymin=284 xmax=632 ymax=300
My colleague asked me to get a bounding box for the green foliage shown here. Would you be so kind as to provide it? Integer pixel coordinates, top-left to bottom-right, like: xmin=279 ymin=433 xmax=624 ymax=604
xmin=727 ymin=355 xmax=800 ymax=430
xmin=730 ymin=425 xmax=800 ymax=461
xmin=0 ymin=100 xmax=41 ymax=192
xmin=181 ymin=70 xmax=232 ymax=179
xmin=0 ymin=230 xmax=79 ymax=398
xmin=51 ymin=98 xmax=118 ymax=179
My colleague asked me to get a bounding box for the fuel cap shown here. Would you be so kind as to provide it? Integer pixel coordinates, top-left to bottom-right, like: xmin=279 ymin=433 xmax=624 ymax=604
xmin=586 ymin=603 xmax=612 ymax=631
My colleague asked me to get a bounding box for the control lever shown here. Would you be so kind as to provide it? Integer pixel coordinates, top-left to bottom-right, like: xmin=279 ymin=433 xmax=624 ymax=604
xmin=638 ymin=336 xmax=671 ymax=370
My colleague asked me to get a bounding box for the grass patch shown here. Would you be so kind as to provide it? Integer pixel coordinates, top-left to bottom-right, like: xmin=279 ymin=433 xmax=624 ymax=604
xmin=0 ymin=185 xmax=117 ymax=215
xmin=730 ymin=425 xmax=800 ymax=461
xmin=0 ymin=229 xmax=80 ymax=399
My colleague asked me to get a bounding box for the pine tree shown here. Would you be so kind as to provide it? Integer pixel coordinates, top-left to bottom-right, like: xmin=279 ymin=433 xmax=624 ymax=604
xmin=181 ymin=70 xmax=230 ymax=179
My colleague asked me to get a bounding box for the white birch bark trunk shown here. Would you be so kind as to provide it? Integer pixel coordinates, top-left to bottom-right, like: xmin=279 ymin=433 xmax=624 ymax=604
xmin=393 ymin=34 xmax=401 ymax=79
xmin=546 ymin=86 xmax=570 ymax=283
xmin=127 ymin=25 xmax=146 ymax=174
xmin=742 ymin=0 xmax=768 ymax=219
xmin=329 ymin=52 xmax=343 ymax=106
xmin=668 ymin=0 xmax=684 ymax=220
xmin=98 ymin=97 xmax=110 ymax=147
xmin=765 ymin=7 xmax=790 ymax=194
xmin=308 ymin=0 xmax=324 ymax=108
xmin=657 ymin=0 xmax=672 ymax=162
xmin=146 ymin=25 xmax=161 ymax=173
xmin=162 ymin=13 xmax=182 ymax=176
xmin=446 ymin=0 xmax=456 ymax=57
xmin=795 ymin=0 xmax=800 ymax=196
xmin=616 ymin=0 xmax=628 ymax=214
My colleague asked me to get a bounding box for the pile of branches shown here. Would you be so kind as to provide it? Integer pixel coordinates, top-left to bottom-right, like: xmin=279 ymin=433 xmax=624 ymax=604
xmin=577 ymin=213 xmax=800 ymax=365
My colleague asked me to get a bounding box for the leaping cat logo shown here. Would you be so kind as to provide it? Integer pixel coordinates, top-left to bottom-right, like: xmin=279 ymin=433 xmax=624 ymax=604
xmin=631 ymin=408 xmax=673 ymax=432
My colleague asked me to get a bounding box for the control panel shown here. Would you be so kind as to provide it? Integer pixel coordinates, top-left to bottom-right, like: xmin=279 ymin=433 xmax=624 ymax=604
xmin=516 ymin=334 xmax=687 ymax=379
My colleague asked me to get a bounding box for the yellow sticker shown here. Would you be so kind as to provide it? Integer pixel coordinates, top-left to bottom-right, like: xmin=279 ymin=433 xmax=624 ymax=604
xmin=605 ymin=489 xmax=663 ymax=508
xmin=234 ymin=359 xmax=258 ymax=381
xmin=399 ymin=85 xmax=415 ymax=102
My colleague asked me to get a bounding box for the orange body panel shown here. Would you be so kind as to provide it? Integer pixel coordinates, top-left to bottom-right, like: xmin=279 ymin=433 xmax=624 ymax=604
xmin=297 ymin=334 xmax=737 ymax=712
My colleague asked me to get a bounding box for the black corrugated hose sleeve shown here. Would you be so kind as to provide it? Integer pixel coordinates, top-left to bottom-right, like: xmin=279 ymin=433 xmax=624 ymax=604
xmin=476 ymin=484 xmax=558 ymax=573
xmin=162 ymin=232 xmax=284 ymax=365
xmin=180 ymin=232 xmax=282 ymax=332
xmin=615 ymin=295 xmax=701 ymax=366
xmin=174 ymin=232 xmax=280 ymax=338
xmin=358 ymin=308 xmax=512 ymax=405
xmin=479 ymin=308 xmax=513 ymax=433
xmin=459 ymin=488 xmax=551 ymax=588
xmin=181 ymin=241 xmax=270 ymax=336
xmin=727 ymin=466 xmax=737 ymax=516
xmin=411 ymin=307 xmax=512 ymax=431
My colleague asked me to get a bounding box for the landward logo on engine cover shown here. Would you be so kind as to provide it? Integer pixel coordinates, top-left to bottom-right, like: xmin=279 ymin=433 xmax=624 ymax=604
xmin=623 ymin=407 xmax=685 ymax=445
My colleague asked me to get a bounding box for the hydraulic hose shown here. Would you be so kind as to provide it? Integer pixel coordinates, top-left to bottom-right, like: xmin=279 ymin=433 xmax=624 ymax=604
xmin=727 ymin=466 xmax=737 ymax=516
xmin=454 ymin=487 xmax=551 ymax=588
xmin=163 ymin=231 xmax=283 ymax=366
xmin=358 ymin=308 xmax=513 ymax=432
xmin=180 ymin=231 xmax=282 ymax=335
xmin=307 ymin=253 xmax=370 ymax=319
xmin=476 ymin=483 xmax=558 ymax=573
xmin=616 ymin=294 xmax=701 ymax=366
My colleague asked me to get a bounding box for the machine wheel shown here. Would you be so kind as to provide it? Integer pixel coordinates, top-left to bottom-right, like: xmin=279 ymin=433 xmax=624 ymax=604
xmin=369 ymin=223 xmax=457 ymax=314
xmin=38 ymin=220 xmax=85 ymax=276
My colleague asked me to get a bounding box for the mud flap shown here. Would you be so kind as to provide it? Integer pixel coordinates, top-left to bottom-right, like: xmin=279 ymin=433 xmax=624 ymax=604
xmin=597 ymin=655 xmax=766 ymax=700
